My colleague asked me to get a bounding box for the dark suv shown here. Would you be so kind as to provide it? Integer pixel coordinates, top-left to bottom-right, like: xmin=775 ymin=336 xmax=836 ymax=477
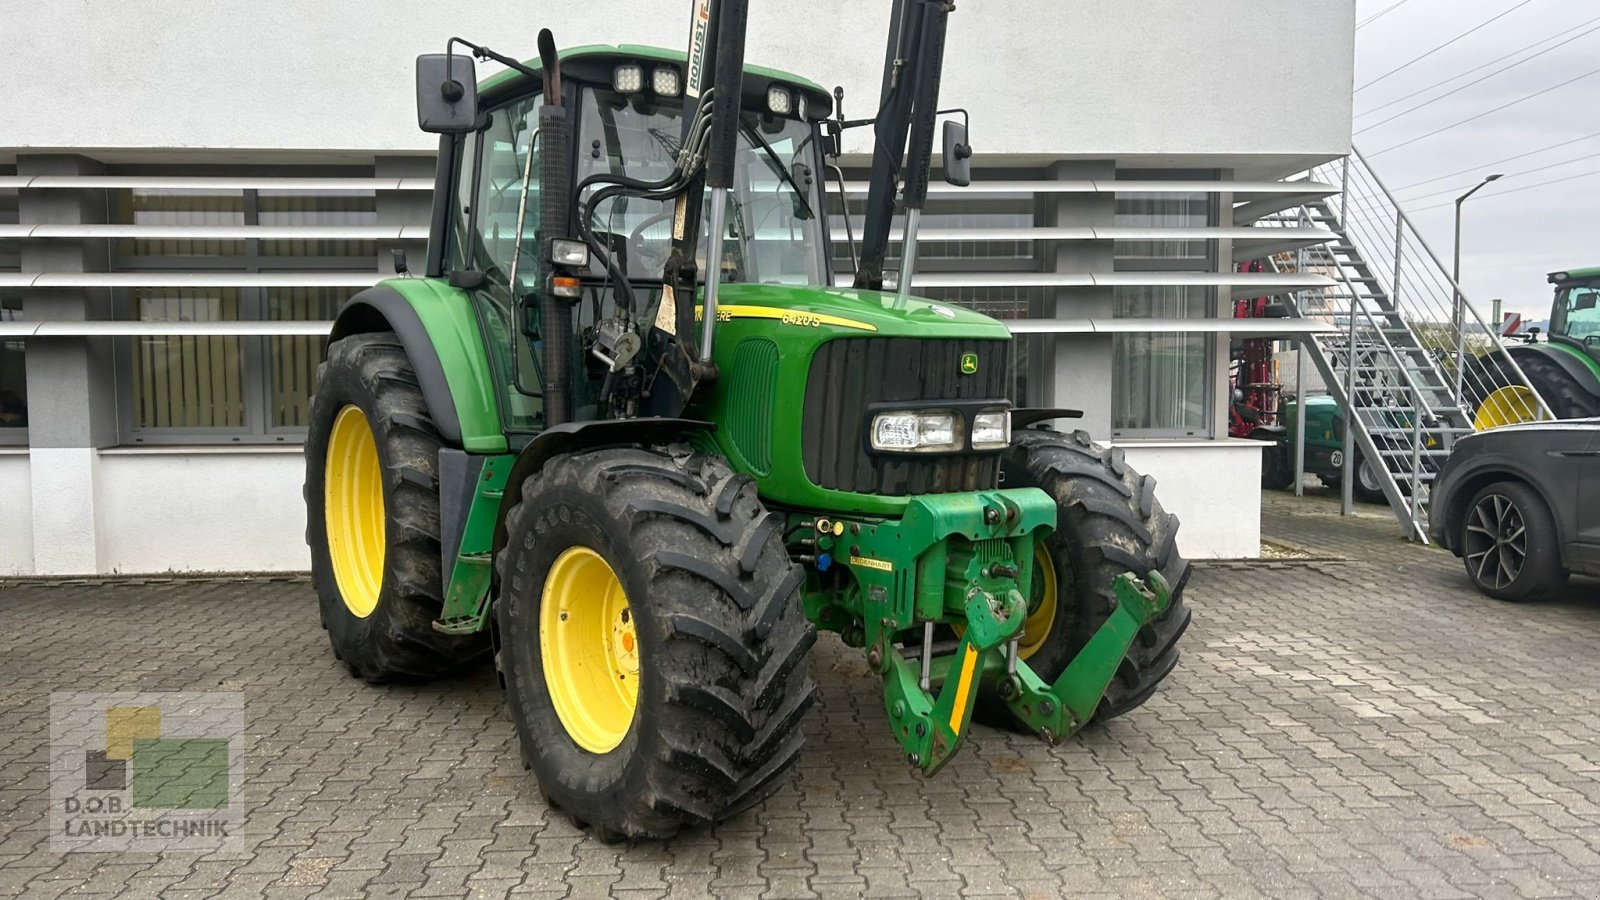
xmin=1429 ymin=419 xmax=1600 ymax=601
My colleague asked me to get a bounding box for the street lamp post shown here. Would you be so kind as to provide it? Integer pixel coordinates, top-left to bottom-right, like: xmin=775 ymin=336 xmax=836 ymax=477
xmin=1451 ymin=173 xmax=1503 ymax=404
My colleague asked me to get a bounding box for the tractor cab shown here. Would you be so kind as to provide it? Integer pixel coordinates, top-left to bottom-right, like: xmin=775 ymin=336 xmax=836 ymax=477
xmin=422 ymin=45 xmax=834 ymax=434
xmin=1547 ymin=268 xmax=1600 ymax=361
xmin=1468 ymin=267 xmax=1600 ymax=424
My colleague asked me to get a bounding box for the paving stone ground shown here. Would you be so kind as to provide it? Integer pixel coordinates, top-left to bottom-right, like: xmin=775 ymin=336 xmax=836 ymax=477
xmin=3 ymin=487 xmax=1599 ymax=899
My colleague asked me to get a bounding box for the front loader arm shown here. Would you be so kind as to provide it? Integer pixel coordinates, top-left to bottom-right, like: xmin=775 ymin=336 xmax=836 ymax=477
xmin=855 ymin=0 xmax=953 ymax=291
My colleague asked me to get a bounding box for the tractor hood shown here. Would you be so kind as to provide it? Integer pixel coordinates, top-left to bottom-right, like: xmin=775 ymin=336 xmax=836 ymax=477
xmin=708 ymin=282 xmax=1014 ymax=341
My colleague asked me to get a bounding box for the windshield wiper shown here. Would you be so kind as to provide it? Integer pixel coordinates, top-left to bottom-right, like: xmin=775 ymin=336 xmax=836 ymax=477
xmin=741 ymin=122 xmax=815 ymax=220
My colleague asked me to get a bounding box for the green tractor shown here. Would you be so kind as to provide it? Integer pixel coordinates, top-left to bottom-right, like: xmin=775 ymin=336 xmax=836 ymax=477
xmin=1467 ymin=266 xmax=1600 ymax=427
xmin=1259 ymin=394 xmax=1392 ymax=503
xmin=306 ymin=1 xmax=1189 ymax=840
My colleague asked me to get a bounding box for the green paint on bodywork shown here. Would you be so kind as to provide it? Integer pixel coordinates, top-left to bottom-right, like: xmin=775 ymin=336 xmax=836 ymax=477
xmin=435 ymin=454 xmax=516 ymax=634
xmin=691 ymin=282 xmax=1011 ymax=517
xmin=1550 ymin=265 xmax=1600 ymax=283
xmin=477 ymin=43 xmax=826 ymax=99
xmin=381 ymin=277 xmax=508 ymax=453
xmin=1282 ymin=395 xmax=1342 ymax=452
xmin=1543 ymin=334 xmax=1600 ymax=379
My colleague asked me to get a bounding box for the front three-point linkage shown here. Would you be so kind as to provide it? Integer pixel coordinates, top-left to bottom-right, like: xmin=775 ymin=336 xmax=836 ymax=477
xmin=1000 ymin=571 xmax=1173 ymax=743
xmin=809 ymin=490 xmax=1039 ymax=773
xmin=816 ymin=491 xmax=1173 ymax=774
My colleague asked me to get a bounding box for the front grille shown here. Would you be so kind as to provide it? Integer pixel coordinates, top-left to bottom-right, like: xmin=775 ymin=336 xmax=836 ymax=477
xmin=801 ymin=337 xmax=1010 ymax=495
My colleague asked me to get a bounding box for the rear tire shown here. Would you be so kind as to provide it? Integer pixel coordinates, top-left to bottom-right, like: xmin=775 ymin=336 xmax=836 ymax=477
xmin=496 ymin=447 xmax=816 ymax=840
xmin=1256 ymin=433 xmax=1294 ymax=491
xmin=983 ymin=429 xmax=1192 ymax=726
xmin=305 ymin=332 xmax=486 ymax=681
xmin=1353 ymin=452 xmax=1388 ymax=505
xmin=1466 ymin=351 xmax=1597 ymax=427
xmin=1459 ymin=481 xmax=1568 ymax=602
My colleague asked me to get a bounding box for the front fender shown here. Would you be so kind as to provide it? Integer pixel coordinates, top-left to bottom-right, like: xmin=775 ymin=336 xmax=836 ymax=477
xmin=329 ymin=278 xmax=506 ymax=452
xmin=490 ymin=418 xmax=717 ymax=555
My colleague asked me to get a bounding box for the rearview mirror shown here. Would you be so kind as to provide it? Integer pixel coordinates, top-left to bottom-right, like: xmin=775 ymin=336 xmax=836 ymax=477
xmin=942 ymin=121 xmax=972 ymax=187
xmin=416 ymin=53 xmax=479 ymax=134
xmin=1576 ymin=292 xmax=1598 ymax=311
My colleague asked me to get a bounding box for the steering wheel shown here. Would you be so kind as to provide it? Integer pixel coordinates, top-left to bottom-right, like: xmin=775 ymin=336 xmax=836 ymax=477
xmin=628 ymin=209 xmax=676 ymax=274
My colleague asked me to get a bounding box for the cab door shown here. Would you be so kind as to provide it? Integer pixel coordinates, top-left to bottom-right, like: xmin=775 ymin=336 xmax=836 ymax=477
xmin=461 ymin=93 xmax=547 ymax=435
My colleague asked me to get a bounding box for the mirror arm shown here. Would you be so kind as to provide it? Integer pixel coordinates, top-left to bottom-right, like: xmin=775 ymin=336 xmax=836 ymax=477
xmin=935 ymin=107 xmax=969 ymax=130
xmin=447 ymin=36 xmax=545 ymax=84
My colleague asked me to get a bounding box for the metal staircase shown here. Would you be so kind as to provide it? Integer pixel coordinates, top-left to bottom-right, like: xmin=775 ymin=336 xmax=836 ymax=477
xmin=1263 ymin=147 xmax=1551 ymax=541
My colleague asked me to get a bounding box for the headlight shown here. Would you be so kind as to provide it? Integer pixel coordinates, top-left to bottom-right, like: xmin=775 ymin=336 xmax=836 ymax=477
xmin=971 ymin=409 xmax=1010 ymax=450
xmin=919 ymin=413 xmax=956 ymax=448
xmin=652 ymin=66 xmax=681 ymax=97
xmin=550 ymin=238 xmax=590 ymax=267
xmin=871 ymin=411 xmax=959 ymax=452
xmin=766 ymin=85 xmax=792 ymax=115
xmin=613 ymin=64 xmax=643 ymax=93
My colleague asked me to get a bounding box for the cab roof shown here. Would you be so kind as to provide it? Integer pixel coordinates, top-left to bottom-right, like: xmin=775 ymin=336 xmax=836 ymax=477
xmin=477 ymin=43 xmax=825 ymax=97
xmin=1549 ymin=266 xmax=1600 ymax=284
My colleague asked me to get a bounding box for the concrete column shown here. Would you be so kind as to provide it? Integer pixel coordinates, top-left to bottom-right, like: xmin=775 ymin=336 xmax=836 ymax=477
xmin=18 ymin=154 xmax=114 ymax=574
xmin=1044 ymin=160 xmax=1116 ymax=440
xmin=1212 ymin=180 xmax=1234 ymax=441
xmin=376 ymin=155 xmax=436 ymax=276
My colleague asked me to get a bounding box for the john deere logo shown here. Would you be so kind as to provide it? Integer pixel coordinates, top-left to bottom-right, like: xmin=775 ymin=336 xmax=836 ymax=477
xmin=960 ymin=352 xmax=979 ymax=375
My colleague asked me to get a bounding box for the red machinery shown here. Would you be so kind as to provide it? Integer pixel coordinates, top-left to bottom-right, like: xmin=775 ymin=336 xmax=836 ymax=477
xmin=1229 ymin=259 xmax=1282 ymax=439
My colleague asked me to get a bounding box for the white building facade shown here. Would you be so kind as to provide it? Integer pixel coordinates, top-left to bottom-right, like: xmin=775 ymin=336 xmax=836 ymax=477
xmin=0 ymin=0 xmax=1355 ymax=575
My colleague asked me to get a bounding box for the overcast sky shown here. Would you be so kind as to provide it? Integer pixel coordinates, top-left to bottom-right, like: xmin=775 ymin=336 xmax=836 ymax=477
xmin=1353 ymin=0 xmax=1600 ymax=319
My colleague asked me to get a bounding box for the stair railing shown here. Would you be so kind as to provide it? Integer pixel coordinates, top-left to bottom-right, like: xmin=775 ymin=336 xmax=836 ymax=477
xmin=1322 ymin=149 xmax=1553 ymax=423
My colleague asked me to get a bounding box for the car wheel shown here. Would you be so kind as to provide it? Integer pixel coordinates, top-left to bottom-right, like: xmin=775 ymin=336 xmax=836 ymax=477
xmin=1459 ymin=481 xmax=1568 ymax=602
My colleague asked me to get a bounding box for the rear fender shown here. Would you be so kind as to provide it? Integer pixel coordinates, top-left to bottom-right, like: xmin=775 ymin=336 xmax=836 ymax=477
xmin=1506 ymin=343 xmax=1600 ymax=397
xmin=329 ymin=279 xmax=506 ymax=452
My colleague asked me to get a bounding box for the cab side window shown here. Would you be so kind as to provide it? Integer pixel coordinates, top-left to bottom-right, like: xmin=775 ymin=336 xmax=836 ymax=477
xmin=1562 ymin=287 xmax=1600 ymax=339
xmin=473 ymin=98 xmax=542 ymax=288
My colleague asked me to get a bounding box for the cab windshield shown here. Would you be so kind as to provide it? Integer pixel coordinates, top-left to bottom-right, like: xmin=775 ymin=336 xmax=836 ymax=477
xmin=575 ymin=88 xmax=829 ymax=286
xmin=1553 ymin=282 xmax=1600 ymax=342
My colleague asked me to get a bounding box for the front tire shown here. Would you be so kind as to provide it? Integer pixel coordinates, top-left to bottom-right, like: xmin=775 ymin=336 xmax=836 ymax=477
xmin=1460 ymin=481 xmax=1568 ymax=602
xmin=496 ymin=447 xmax=815 ymax=841
xmin=305 ymin=332 xmax=486 ymax=681
xmin=989 ymin=429 xmax=1192 ymax=725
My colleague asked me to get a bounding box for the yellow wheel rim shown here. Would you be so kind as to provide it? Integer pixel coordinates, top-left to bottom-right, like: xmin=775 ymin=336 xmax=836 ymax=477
xmin=1016 ymin=543 xmax=1059 ymax=661
xmin=324 ymin=405 xmax=385 ymax=618
xmin=540 ymin=546 xmax=640 ymax=754
xmin=1474 ymin=385 xmax=1547 ymax=431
